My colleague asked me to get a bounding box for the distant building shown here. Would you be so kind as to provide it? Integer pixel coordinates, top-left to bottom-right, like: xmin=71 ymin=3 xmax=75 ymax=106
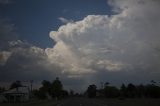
xmin=0 ymin=86 xmax=30 ymax=103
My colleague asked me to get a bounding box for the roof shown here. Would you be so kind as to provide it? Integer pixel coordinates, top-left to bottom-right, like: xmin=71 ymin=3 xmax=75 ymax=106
xmin=2 ymin=86 xmax=29 ymax=94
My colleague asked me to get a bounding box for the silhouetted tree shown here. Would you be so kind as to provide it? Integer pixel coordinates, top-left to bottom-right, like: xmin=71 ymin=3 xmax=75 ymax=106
xmin=69 ymin=89 xmax=74 ymax=96
xmin=120 ymin=83 xmax=127 ymax=97
xmin=126 ymin=83 xmax=137 ymax=98
xmin=33 ymin=78 xmax=66 ymax=100
xmin=151 ymin=80 xmax=156 ymax=84
xmin=61 ymin=90 xmax=69 ymax=97
xmin=104 ymin=82 xmax=110 ymax=87
xmin=145 ymin=84 xmax=160 ymax=98
xmin=32 ymin=89 xmax=46 ymax=99
xmin=10 ymin=80 xmax=22 ymax=89
xmin=41 ymin=80 xmax=52 ymax=94
xmin=33 ymin=80 xmax=52 ymax=99
xmin=51 ymin=77 xmax=63 ymax=99
xmin=136 ymin=84 xmax=145 ymax=97
xmin=87 ymin=84 xmax=97 ymax=98
xmin=104 ymin=85 xmax=119 ymax=98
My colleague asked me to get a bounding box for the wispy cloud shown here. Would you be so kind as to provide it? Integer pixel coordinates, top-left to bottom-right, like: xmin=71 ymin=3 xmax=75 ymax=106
xmin=58 ymin=17 xmax=74 ymax=24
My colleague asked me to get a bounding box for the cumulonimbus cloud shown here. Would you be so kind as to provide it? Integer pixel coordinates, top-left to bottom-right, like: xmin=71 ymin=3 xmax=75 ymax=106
xmin=0 ymin=0 xmax=160 ymax=91
xmin=47 ymin=0 xmax=160 ymax=78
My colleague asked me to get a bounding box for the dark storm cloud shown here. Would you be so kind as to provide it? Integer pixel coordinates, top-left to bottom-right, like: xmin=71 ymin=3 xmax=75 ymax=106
xmin=0 ymin=18 xmax=59 ymax=82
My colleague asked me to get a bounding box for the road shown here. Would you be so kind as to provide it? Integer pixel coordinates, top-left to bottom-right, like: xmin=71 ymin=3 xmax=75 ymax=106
xmin=57 ymin=97 xmax=107 ymax=106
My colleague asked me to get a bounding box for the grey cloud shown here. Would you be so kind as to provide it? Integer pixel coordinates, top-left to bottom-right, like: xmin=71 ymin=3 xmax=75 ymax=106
xmin=0 ymin=45 xmax=66 ymax=83
xmin=0 ymin=18 xmax=60 ymax=82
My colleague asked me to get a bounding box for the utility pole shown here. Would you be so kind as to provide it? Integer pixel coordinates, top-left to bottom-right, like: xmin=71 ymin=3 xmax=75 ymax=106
xmin=100 ymin=82 xmax=103 ymax=89
xmin=29 ymin=80 xmax=33 ymax=99
xmin=30 ymin=80 xmax=33 ymax=92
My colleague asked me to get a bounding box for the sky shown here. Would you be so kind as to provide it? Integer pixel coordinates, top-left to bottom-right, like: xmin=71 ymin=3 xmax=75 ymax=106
xmin=0 ymin=0 xmax=160 ymax=92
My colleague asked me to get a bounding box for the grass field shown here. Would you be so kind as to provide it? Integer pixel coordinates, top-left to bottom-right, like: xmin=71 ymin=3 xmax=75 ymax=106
xmin=0 ymin=100 xmax=60 ymax=106
xmin=94 ymin=98 xmax=160 ymax=106
xmin=1 ymin=98 xmax=160 ymax=106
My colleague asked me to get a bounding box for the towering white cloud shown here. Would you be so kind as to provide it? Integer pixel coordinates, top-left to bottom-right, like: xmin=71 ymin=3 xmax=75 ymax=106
xmin=1 ymin=0 xmax=160 ymax=91
xmin=47 ymin=0 xmax=160 ymax=78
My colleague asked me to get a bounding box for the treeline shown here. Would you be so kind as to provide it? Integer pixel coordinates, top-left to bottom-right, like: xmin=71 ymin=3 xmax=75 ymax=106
xmin=86 ymin=81 xmax=160 ymax=98
xmin=32 ymin=77 xmax=68 ymax=99
xmin=1 ymin=79 xmax=160 ymax=99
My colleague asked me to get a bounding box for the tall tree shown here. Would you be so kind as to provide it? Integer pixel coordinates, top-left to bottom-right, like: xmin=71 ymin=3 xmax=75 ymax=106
xmin=126 ymin=83 xmax=136 ymax=98
xmin=33 ymin=80 xmax=52 ymax=99
xmin=51 ymin=77 xmax=63 ymax=99
xmin=104 ymin=85 xmax=119 ymax=98
xmin=87 ymin=84 xmax=97 ymax=98
xmin=120 ymin=83 xmax=127 ymax=97
xmin=41 ymin=80 xmax=52 ymax=94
